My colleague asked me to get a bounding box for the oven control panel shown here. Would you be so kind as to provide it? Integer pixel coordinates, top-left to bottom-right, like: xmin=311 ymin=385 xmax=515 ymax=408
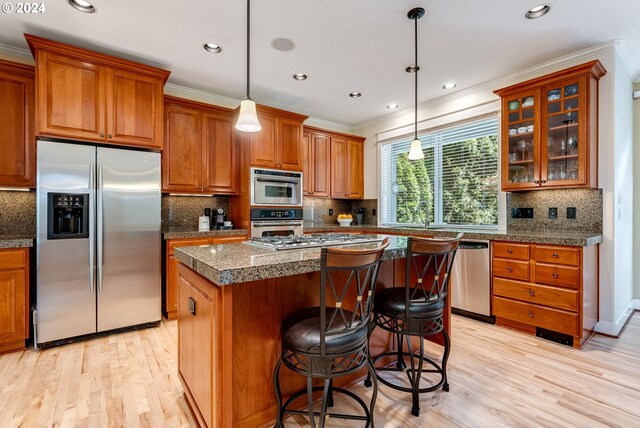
xmin=250 ymin=208 xmax=303 ymax=220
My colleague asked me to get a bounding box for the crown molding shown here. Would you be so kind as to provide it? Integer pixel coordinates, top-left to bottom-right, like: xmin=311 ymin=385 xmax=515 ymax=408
xmin=164 ymin=83 xmax=240 ymax=109
xmin=303 ymin=118 xmax=353 ymax=135
xmin=354 ymin=40 xmax=621 ymax=131
xmin=0 ymin=42 xmax=33 ymax=62
xmin=615 ymin=41 xmax=640 ymax=83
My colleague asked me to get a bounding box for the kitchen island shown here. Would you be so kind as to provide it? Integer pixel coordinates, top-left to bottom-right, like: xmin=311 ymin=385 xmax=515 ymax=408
xmin=173 ymin=235 xmax=439 ymax=428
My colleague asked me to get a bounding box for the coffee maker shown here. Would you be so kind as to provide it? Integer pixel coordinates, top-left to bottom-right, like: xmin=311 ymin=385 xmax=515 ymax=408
xmin=213 ymin=207 xmax=226 ymax=229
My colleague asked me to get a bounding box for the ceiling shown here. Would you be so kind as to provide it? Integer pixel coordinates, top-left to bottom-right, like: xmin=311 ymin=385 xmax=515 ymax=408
xmin=1 ymin=0 xmax=639 ymax=126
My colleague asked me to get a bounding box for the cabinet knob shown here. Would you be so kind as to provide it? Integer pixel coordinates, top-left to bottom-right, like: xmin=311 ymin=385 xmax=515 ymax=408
xmin=507 ymin=267 xmax=512 ymax=272
xmin=541 ymin=180 xmax=547 ymax=183
xmin=534 ymin=180 xmax=540 ymax=184
xmin=528 ymin=311 xmax=534 ymax=318
xmin=552 ymin=253 xmax=559 ymax=258
xmin=507 ymin=249 xmax=512 ymax=254
xmin=100 ymin=133 xmax=105 ymax=138
xmin=528 ymin=290 xmax=534 ymax=297
xmin=108 ymin=134 xmax=113 ymax=139
xmin=552 ymin=272 xmax=558 ymax=278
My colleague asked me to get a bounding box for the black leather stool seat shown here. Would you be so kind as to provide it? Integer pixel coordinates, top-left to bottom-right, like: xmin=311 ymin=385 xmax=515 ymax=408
xmin=374 ymin=287 xmax=444 ymax=319
xmin=282 ymin=307 xmax=367 ymax=354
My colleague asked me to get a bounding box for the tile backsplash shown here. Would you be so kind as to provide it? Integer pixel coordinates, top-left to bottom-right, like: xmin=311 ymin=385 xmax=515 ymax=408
xmin=162 ymin=195 xmax=230 ymax=229
xmin=0 ymin=190 xmax=37 ymax=236
xmin=303 ymin=198 xmax=378 ymax=225
xmin=507 ymin=188 xmax=602 ymax=233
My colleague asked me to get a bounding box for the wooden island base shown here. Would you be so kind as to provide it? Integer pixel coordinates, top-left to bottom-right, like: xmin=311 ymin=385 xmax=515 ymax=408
xmin=176 ymin=258 xmax=450 ymax=428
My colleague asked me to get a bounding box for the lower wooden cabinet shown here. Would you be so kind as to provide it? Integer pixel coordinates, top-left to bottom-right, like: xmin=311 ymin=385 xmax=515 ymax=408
xmin=0 ymin=248 xmax=29 ymax=354
xmin=491 ymin=241 xmax=598 ymax=348
xmin=164 ymin=235 xmax=247 ymax=319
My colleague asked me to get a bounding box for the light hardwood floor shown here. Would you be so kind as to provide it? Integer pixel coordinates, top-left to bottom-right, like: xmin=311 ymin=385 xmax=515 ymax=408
xmin=1 ymin=313 xmax=639 ymax=427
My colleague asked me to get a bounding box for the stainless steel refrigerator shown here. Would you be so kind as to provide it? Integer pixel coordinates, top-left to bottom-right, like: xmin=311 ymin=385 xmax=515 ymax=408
xmin=36 ymin=140 xmax=161 ymax=346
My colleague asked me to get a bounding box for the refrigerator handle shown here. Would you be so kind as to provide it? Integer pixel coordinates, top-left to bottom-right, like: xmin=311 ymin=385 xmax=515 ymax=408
xmin=89 ymin=163 xmax=95 ymax=294
xmin=97 ymin=164 xmax=104 ymax=293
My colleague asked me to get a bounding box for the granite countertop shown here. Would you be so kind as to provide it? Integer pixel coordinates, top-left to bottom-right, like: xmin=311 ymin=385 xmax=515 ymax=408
xmin=0 ymin=234 xmax=35 ymax=249
xmin=162 ymin=228 xmax=248 ymax=240
xmin=174 ymin=234 xmax=409 ymax=286
xmin=302 ymin=224 xmax=602 ymax=247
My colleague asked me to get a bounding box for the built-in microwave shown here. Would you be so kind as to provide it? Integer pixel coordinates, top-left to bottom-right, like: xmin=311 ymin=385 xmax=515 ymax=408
xmin=250 ymin=168 xmax=303 ymax=207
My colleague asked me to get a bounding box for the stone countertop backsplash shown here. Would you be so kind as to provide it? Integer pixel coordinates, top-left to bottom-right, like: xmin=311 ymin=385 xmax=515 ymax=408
xmin=162 ymin=228 xmax=248 ymax=240
xmin=302 ymin=223 xmax=602 ymax=247
xmin=0 ymin=190 xmax=36 ymax=248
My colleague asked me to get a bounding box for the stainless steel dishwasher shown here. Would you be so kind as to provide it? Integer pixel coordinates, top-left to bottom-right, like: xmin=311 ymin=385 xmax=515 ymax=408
xmin=451 ymin=240 xmax=493 ymax=323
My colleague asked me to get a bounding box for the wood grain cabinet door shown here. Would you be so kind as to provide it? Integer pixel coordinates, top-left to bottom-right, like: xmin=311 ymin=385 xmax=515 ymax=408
xmin=311 ymin=133 xmax=331 ymax=197
xmin=346 ymin=139 xmax=364 ymax=198
xmin=0 ymin=61 xmax=35 ymax=188
xmin=162 ymin=104 xmax=202 ymax=192
xmin=106 ymin=68 xmax=164 ymax=149
xmin=250 ymin=115 xmax=278 ymax=169
xmin=302 ymin=132 xmax=312 ymax=195
xmin=0 ymin=270 xmax=26 ymax=348
xmin=36 ymin=51 xmax=106 ymax=141
xmin=330 ymin=137 xmax=348 ymax=198
xmin=202 ymin=111 xmax=237 ymax=194
xmin=277 ymin=118 xmax=303 ymax=171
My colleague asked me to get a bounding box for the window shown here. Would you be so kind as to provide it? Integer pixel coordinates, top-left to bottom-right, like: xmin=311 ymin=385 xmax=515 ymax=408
xmin=380 ymin=116 xmax=499 ymax=227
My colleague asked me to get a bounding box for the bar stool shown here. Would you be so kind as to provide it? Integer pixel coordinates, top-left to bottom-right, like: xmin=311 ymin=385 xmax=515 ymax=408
xmin=273 ymin=238 xmax=390 ymax=428
xmin=365 ymin=234 xmax=461 ymax=417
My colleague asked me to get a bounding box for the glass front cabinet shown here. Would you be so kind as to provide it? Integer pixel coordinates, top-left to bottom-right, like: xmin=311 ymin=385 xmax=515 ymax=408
xmin=495 ymin=61 xmax=606 ymax=192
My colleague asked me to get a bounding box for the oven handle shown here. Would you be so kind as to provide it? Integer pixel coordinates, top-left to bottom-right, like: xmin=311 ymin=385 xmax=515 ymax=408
xmin=252 ymin=223 xmax=303 ymax=227
xmin=255 ymin=177 xmax=300 ymax=185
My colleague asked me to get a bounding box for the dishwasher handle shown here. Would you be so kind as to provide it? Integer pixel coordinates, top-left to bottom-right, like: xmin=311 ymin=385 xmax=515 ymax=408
xmin=459 ymin=241 xmax=489 ymax=250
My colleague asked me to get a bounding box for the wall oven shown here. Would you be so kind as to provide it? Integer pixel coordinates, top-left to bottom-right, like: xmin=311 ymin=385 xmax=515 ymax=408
xmin=250 ymin=168 xmax=302 ymax=207
xmin=250 ymin=208 xmax=303 ymax=238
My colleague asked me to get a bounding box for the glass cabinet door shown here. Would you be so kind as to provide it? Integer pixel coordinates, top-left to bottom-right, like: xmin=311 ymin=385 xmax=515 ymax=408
xmin=541 ymin=77 xmax=587 ymax=186
xmin=502 ymin=90 xmax=539 ymax=189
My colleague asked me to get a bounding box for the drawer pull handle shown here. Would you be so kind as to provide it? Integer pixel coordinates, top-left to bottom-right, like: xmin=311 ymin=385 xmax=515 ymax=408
xmin=507 ymin=249 xmax=513 ymax=254
xmin=507 ymin=267 xmax=512 ymax=272
xmin=528 ymin=311 xmax=534 ymax=318
xmin=552 ymin=272 xmax=558 ymax=278
xmin=552 ymin=253 xmax=559 ymax=258
xmin=188 ymin=297 xmax=196 ymax=316
xmin=528 ymin=290 xmax=534 ymax=297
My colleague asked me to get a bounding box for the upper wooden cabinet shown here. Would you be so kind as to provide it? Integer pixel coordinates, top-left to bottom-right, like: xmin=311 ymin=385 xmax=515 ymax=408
xmin=25 ymin=34 xmax=170 ymax=150
xmin=249 ymin=106 xmax=307 ymax=171
xmin=302 ymin=129 xmax=331 ymax=197
xmin=330 ymin=136 xmax=364 ymax=199
xmin=163 ymin=96 xmax=238 ymax=195
xmin=0 ymin=60 xmax=35 ymax=188
xmin=494 ymin=61 xmax=606 ymax=192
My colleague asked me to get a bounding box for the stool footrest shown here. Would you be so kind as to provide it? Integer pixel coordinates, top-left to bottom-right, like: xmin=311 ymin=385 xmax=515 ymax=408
xmin=370 ymin=351 xmax=445 ymax=394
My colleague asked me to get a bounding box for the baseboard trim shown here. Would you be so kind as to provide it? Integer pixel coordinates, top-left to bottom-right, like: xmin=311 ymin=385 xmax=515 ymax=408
xmin=594 ymin=300 xmax=637 ymax=337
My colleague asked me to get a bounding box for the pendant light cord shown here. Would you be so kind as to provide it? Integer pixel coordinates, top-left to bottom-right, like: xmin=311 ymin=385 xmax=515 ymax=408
xmin=246 ymin=0 xmax=251 ymax=100
xmin=414 ymin=14 xmax=418 ymax=140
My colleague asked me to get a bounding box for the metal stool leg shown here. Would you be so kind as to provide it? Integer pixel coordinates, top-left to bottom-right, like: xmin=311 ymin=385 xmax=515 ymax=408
xmin=366 ymin=355 xmax=378 ymax=428
xmin=396 ymin=333 xmax=406 ymax=370
xmin=442 ymin=328 xmax=451 ymax=392
xmin=405 ymin=337 xmax=420 ymax=417
xmin=307 ymin=376 xmax=316 ymax=428
xmin=327 ymin=379 xmax=334 ymax=407
xmin=319 ymin=378 xmax=331 ymax=428
xmin=273 ymin=358 xmax=284 ymax=428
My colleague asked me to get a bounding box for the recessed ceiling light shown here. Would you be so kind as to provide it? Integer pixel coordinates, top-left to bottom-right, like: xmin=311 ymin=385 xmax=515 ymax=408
xmin=387 ymin=104 xmax=399 ymax=109
xmin=293 ymin=73 xmax=307 ymax=81
xmin=203 ymin=43 xmax=222 ymax=53
xmin=68 ymin=0 xmax=96 ymax=13
xmin=525 ymin=4 xmax=550 ymax=19
xmin=349 ymin=92 xmax=362 ymax=98
xmin=443 ymin=82 xmax=456 ymax=90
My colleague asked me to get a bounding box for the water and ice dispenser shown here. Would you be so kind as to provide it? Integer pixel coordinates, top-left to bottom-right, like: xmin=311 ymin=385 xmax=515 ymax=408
xmin=47 ymin=193 xmax=89 ymax=239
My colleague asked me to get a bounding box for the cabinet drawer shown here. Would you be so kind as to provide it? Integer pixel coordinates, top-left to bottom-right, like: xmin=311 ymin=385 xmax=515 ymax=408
xmin=493 ymin=242 xmax=529 ymax=260
xmin=535 ymin=263 xmax=580 ymax=289
xmin=493 ymin=278 xmax=579 ymax=312
xmin=493 ymin=296 xmax=579 ymax=336
xmin=0 ymin=249 xmax=26 ymax=269
xmin=534 ymin=245 xmax=580 ymax=266
xmin=492 ymin=258 xmax=529 ymax=282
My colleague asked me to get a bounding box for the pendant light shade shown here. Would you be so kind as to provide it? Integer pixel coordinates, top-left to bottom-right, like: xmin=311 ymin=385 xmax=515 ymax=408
xmin=235 ymin=0 xmax=261 ymax=132
xmin=406 ymin=7 xmax=425 ymax=161
xmin=236 ymin=99 xmax=261 ymax=132
xmin=408 ymin=137 xmax=424 ymax=160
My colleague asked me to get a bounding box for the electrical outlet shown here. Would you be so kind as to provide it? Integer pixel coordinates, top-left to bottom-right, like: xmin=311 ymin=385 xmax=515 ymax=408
xmin=566 ymin=207 xmax=576 ymax=219
xmin=548 ymin=208 xmax=558 ymax=219
xmin=329 ymin=208 xmax=334 ymax=216
xmin=511 ymin=208 xmax=533 ymax=219
xmin=372 ymin=208 xmax=377 ymax=216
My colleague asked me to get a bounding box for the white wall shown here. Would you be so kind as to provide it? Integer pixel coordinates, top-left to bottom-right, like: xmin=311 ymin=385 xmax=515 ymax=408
xmin=633 ymin=81 xmax=640 ymax=301
xmin=354 ymin=43 xmax=635 ymax=336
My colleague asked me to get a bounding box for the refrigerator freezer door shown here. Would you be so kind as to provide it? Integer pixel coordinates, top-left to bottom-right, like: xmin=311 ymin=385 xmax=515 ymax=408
xmin=96 ymin=148 xmax=161 ymax=331
xmin=37 ymin=141 xmax=97 ymax=344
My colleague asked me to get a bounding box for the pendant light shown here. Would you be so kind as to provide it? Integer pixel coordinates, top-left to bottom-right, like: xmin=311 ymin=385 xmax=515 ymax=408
xmin=236 ymin=0 xmax=261 ymax=132
xmin=407 ymin=7 xmax=425 ymax=161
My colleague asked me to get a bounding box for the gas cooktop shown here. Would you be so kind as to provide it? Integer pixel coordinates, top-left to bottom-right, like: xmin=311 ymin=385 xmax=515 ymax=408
xmin=244 ymin=233 xmax=383 ymax=251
